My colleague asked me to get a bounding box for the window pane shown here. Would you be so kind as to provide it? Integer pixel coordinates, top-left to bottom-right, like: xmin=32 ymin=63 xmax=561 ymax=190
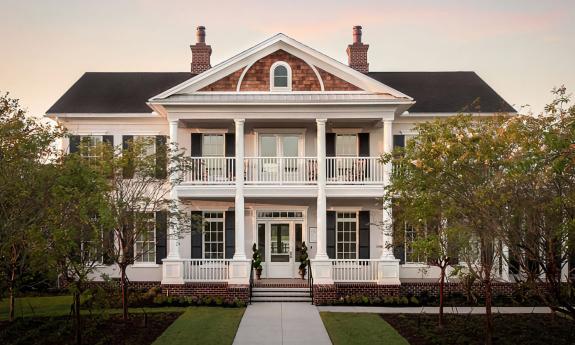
xmin=282 ymin=136 xmax=299 ymax=157
xmin=273 ymin=65 xmax=288 ymax=88
xmin=336 ymin=134 xmax=357 ymax=157
xmin=202 ymin=134 xmax=224 ymax=157
xmin=260 ymin=136 xmax=277 ymax=157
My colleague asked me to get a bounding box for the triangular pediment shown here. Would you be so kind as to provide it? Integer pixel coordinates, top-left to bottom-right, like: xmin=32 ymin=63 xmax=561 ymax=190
xmin=150 ymin=34 xmax=412 ymax=100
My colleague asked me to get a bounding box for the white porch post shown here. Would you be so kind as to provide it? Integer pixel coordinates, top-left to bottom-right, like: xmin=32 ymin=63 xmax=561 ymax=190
xmin=162 ymin=119 xmax=184 ymax=285
xmin=311 ymin=118 xmax=333 ymax=285
xmin=377 ymin=119 xmax=400 ymax=285
xmin=229 ymin=118 xmax=250 ymax=285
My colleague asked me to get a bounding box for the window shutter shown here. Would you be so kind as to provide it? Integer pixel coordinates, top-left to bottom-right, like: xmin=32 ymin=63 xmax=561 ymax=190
xmin=103 ymin=135 xmax=114 ymax=147
xmin=102 ymin=230 xmax=115 ymax=265
xmin=225 ymin=211 xmax=235 ymax=259
xmin=191 ymin=211 xmax=203 ymax=259
xmin=123 ymin=215 xmax=134 ymax=263
xmin=359 ymin=211 xmax=370 ymax=259
xmin=191 ymin=134 xmax=202 ymax=157
xmin=69 ymin=135 xmax=81 ymax=153
xmin=358 ymin=133 xmax=369 ymax=157
xmin=326 ymin=133 xmax=336 ymax=179
xmin=394 ymin=245 xmax=405 ymax=265
xmin=225 ymin=133 xmax=235 ymax=180
xmin=122 ymin=135 xmax=134 ymax=178
xmin=155 ymin=211 xmax=167 ymax=264
xmin=155 ymin=136 xmax=168 ymax=179
xmin=326 ymin=211 xmax=336 ymax=259
xmin=393 ymin=135 xmax=405 ymax=148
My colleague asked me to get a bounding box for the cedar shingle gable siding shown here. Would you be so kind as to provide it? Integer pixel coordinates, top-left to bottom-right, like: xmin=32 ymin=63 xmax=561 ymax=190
xmin=199 ymin=68 xmax=244 ymax=91
xmin=317 ymin=67 xmax=361 ymax=91
xmin=239 ymin=49 xmax=322 ymax=91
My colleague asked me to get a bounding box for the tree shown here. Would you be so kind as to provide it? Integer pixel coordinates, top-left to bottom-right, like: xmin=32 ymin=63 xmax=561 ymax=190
xmin=0 ymin=92 xmax=63 ymax=321
xmin=383 ymin=114 xmax=514 ymax=344
xmin=89 ymin=137 xmax=191 ymax=320
xmin=41 ymin=152 xmax=111 ymax=345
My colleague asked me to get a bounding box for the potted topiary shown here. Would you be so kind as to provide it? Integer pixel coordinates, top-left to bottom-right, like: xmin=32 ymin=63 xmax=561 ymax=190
xmin=298 ymin=242 xmax=309 ymax=279
xmin=252 ymin=243 xmax=263 ymax=279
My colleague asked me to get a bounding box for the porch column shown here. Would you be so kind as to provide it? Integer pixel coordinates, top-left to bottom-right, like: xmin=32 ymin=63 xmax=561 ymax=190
xmin=377 ymin=119 xmax=400 ymax=285
xmin=162 ymin=119 xmax=184 ymax=285
xmin=233 ymin=119 xmax=246 ymax=260
xmin=315 ymin=118 xmax=328 ymax=260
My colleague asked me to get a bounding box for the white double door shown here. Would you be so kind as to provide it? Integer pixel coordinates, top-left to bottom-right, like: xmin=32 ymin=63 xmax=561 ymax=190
xmin=258 ymin=221 xmax=302 ymax=278
xmin=258 ymin=134 xmax=302 ymax=182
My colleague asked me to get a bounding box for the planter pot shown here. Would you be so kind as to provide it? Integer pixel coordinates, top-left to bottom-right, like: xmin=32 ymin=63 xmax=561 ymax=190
xmin=255 ymin=268 xmax=262 ymax=280
xmin=299 ymin=268 xmax=306 ymax=280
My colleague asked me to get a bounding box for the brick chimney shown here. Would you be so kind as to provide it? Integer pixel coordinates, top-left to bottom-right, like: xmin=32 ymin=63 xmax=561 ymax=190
xmin=190 ymin=26 xmax=212 ymax=74
xmin=346 ymin=26 xmax=369 ymax=73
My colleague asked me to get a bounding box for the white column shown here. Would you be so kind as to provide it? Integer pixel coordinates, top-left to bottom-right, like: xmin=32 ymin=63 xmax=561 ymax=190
xmin=381 ymin=120 xmax=395 ymax=260
xmin=315 ymin=119 xmax=328 ymax=260
xmin=167 ymin=119 xmax=181 ymax=259
xmin=233 ymin=119 xmax=246 ymax=260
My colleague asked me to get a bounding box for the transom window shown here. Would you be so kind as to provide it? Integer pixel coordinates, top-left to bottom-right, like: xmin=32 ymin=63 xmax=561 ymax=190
xmin=202 ymin=134 xmax=225 ymax=157
xmin=203 ymin=212 xmax=224 ymax=259
xmin=270 ymin=61 xmax=292 ymax=91
xmin=336 ymin=134 xmax=358 ymax=157
xmin=135 ymin=214 xmax=156 ymax=263
xmin=256 ymin=211 xmax=304 ymax=219
xmin=336 ymin=212 xmax=358 ymax=259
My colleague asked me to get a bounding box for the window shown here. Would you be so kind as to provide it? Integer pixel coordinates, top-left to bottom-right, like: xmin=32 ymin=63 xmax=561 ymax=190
xmin=336 ymin=212 xmax=358 ymax=259
xmin=134 ymin=135 xmax=156 ymax=158
xmin=135 ymin=214 xmax=156 ymax=263
xmin=404 ymin=223 xmax=419 ymax=263
xmin=203 ymin=212 xmax=224 ymax=259
xmin=270 ymin=62 xmax=291 ymax=91
xmin=80 ymin=135 xmax=103 ymax=161
xmin=336 ymin=134 xmax=357 ymax=157
xmin=202 ymin=134 xmax=225 ymax=157
xmin=81 ymin=216 xmax=105 ymax=264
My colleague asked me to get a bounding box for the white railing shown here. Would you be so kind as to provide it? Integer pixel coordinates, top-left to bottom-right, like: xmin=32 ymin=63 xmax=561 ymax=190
xmin=245 ymin=157 xmax=318 ymax=184
xmin=326 ymin=157 xmax=384 ymax=184
xmin=332 ymin=259 xmax=379 ymax=282
xmin=182 ymin=157 xmax=235 ymax=184
xmin=183 ymin=259 xmax=231 ymax=281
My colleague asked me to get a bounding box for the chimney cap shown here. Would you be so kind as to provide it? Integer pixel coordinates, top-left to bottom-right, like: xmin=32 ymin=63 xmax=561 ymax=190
xmin=196 ymin=26 xmax=206 ymax=44
xmin=352 ymin=25 xmax=363 ymax=44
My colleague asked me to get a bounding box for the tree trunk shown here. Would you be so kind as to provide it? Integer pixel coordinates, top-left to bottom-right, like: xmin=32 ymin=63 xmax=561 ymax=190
xmin=120 ymin=265 xmax=129 ymax=321
xmin=484 ymin=277 xmax=493 ymax=345
xmin=439 ymin=265 xmax=446 ymax=328
xmin=74 ymin=290 xmax=82 ymax=345
xmin=8 ymin=271 xmax=15 ymax=322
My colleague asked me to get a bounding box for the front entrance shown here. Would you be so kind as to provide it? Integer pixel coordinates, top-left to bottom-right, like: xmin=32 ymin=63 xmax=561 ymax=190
xmin=256 ymin=211 xmax=305 ymax=278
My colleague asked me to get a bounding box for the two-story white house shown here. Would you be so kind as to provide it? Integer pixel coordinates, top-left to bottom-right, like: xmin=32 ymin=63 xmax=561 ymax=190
xmin=46 ymin=26 xmax=516 ymax=303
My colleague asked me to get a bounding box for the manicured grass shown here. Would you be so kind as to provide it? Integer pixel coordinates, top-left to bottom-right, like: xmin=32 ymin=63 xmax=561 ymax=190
xmin=0 ymin=295 xmax=188 ymax=321
xmin=152 ymin=307 xmax=245 ymax=345
xmin=320 ymin=312 xmax=409 ymax=345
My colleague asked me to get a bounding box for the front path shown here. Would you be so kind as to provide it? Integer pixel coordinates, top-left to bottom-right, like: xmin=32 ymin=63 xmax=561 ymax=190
xmin=318 ymin=306 xmax=552 ymax=314
xmin=233 ymin=303 xmax=332 ymax=345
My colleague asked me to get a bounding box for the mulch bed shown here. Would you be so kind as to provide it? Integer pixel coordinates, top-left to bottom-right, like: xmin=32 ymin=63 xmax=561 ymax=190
xmin=0 ymin=312 xmax=182 ymax=345
xmin=381 ymin=313 xmax=575 ymax=345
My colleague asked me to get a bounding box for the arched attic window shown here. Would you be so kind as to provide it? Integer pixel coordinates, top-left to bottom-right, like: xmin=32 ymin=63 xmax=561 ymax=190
xmin=270 ymin=61 xmax=292 ymax=91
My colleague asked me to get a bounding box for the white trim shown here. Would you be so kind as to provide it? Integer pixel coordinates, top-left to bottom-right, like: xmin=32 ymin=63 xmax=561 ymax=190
xmin=75 ymin=131 xmax=108 ymax=136
xmin=331 ymin=128 xmax=362 ymax=134
xmin=131 ymin=263 xmax=161 ymax=268
xmin=269 ymin=61 xmax=292 ymax=92
xmin=189 ymin=128 xmax=229 ymax=134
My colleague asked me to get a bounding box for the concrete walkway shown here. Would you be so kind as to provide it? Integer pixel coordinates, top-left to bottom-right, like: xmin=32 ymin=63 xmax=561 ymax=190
xmin=318 ymin=306 xmax=552 ymax=314
xmin=233 ymin=303 xmax=332 ymax=345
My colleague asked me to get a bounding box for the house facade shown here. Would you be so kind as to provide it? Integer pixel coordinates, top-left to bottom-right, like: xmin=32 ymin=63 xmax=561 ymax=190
xmin=46 ymin=26 xmax=517 ymax=302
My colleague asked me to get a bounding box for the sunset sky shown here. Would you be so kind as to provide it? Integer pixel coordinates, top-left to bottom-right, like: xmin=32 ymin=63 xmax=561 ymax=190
xmin=1 ymin=0 xmax=574 ymax=117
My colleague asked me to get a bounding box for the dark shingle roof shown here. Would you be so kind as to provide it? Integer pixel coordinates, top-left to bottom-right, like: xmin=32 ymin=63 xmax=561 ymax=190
xmin=47 ymin=71 xmax=515 ymax=114
xmin=368 ymin=71 xmax=515 ymax=113
xmin=47 ymin=72 xmax=193 ymax=113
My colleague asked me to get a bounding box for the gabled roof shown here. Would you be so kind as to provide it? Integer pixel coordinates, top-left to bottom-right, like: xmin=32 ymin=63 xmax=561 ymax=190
xmin=46 ymin=72 xmax=192 ymax=114
xmin=150 ymin=33 xmax=412 ymax=100
xmin=369 ymin=72 xmax=515 ymax=113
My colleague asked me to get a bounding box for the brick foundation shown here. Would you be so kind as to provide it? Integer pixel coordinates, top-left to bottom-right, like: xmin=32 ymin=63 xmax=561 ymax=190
xmin=162 ymin=282 xmax=249 ymax=302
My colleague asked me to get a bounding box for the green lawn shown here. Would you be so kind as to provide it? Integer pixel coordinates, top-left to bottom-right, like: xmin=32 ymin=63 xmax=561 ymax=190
xmin=152 ymin=307 xmax=245 ymax=345
xmin=320 ymin=312 xmax=409 ymax=345
xmin=0 ymin=295 xmax=188 ymax=321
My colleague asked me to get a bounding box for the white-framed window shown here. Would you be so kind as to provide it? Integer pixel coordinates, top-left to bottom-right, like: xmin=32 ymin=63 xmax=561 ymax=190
xmin=404 ymin=222 xmax=419 ymax=263
xmin=133 ymin=135 xmax=156 ymax=158
xmin=81 ymin=216 xmax=105 ymax=264
xmin=336 ymin=134 xmax=358 ymax=157
xmin=80 ymin=135 xmax=103 ymax=161
xmin=270 ymin=61 xmax=292 ymax=91
xmin=202 ymin=134 xmax=225 ymax=157
xmin=203 ymin=212 xmax=225 ymax=259
xmin=336 ymin=212 xmax=358 ymax=259
xmin=135 ymin=213 xmax=156 ymax=263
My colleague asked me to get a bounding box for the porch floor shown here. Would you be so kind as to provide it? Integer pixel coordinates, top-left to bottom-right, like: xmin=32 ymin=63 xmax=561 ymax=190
xmin=253 ymin=278 xmax=309 ymax=288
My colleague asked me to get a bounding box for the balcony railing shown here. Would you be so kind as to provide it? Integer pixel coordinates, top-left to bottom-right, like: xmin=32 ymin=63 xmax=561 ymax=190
xmin=180 ymin=157 xmax=385 ymax=185
xmin=326 ymin=157 xmax=384 ymax=184
xmin=183 ymin=259 xmax=230 ymax=281
xmin=244 ymin=157 xmax=318 ymax=184
xmin=332 ymin=259 xmax=379 ymax=282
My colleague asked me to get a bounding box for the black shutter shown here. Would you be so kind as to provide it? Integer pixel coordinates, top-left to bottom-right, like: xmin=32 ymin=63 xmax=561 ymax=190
xmin=191 ymin=134 xmax=202 ymax=157
xmin=326 ymin=133 xmax=336 ymax=179
xmin=326 ymin=211 xmax=336 ymax=259
xmin=103 ymin=135 xmax=114 ymax=147
xmin=225 ymin=133 xmax=235 ymax=180
xmin=123 ymin=215 xmax=134 ymax=263
xmin=102 ymin=230 xmax=115 ymax=265
xmin=393 ymin=135 xmax=405 ymax=148
xmin=358 ymin=133 xmax=370 ymax=178
xmin=191 ymin=211 xmax=203 ymax=259
xmin=155 ymin=211 xmax=167 ymax=264
xmin=359 ymin=211 xmax=370 ymax=259
xmin=69 ymin=135 xmax=81 ymax=153
xmin=225 ymin=211 xmax=235 ymax=259
xmin=122 ymin=136 xmax=134 ymax=179
xmin=155 ymin=136 xmax=168 ymax=179
xmin=394 ymin=245 xmax=405 ymax=265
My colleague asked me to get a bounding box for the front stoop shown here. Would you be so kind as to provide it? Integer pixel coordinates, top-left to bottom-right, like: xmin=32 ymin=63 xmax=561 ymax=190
xmin=251 ymin=287 xmax=312 ymax=303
